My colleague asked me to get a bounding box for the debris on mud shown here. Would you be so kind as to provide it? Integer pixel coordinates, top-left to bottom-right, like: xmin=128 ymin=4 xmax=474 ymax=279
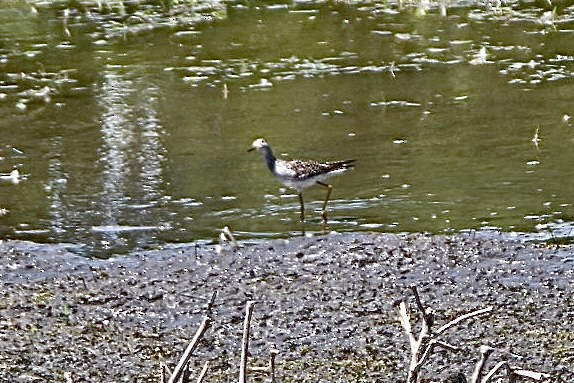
xmin=0 ymin=233 xmax=572 ymax=382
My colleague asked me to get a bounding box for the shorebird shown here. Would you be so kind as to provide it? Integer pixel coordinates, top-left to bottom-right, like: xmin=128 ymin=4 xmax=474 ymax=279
xmin=248 ymin=138 xmax=355 ymax=223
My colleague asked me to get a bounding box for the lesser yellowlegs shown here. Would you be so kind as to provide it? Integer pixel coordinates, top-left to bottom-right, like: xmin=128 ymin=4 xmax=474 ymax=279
xmin=248 ymin=138 xmax=355 ymax=223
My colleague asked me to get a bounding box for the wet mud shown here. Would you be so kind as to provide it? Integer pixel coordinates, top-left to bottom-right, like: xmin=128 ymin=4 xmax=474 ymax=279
xmin=0 ymin=233 xmax=573 ymax=383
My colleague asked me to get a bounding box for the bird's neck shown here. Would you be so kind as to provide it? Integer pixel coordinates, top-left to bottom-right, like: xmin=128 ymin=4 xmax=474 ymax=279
xmin=261 ymin=147 xmax=276 ymax=172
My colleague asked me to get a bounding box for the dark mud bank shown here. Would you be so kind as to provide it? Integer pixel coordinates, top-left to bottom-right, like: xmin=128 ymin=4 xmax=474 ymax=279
xmin=1 ymin=233 xmax=573 ymax=383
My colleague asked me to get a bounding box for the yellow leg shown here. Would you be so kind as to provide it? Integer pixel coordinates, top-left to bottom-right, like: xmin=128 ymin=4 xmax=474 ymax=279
xmin=298 ymin=193 xmax=305 ymax=222
xmin=316 ymin=181 xmax=332 ymax=223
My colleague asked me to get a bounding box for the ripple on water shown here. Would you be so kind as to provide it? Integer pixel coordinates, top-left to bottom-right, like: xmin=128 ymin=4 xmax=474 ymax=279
xmin=1 ymin=0 xmax=573 ymax=256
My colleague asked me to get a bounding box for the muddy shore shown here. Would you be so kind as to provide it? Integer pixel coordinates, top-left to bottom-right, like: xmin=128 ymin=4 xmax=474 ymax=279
xmin=0 ymin=233 xmax=572 ymax=383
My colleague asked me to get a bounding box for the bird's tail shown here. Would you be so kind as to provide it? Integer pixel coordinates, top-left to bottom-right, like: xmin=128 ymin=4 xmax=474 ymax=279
xmin=338 ymin=159 xmax=356 ymax=168
xmin=329 ymin=159 xmax=356 ymax=171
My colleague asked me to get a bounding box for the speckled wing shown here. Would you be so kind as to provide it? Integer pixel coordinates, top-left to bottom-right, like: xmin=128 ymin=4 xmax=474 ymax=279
xmin=286 ymin=159 xmax=355 ymax=180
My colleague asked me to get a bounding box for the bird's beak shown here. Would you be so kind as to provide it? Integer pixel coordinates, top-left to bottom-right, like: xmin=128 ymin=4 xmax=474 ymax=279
xmin=247 ymin=147 xmax=255 ymax=152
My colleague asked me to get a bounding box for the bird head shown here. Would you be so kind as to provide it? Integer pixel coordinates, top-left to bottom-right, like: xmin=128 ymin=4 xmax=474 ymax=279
xmin=248 ymin=138 xmax=269 ymax=153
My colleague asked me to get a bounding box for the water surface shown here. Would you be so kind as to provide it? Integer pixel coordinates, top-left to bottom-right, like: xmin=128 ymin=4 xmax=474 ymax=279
xmin=0 ymin=0 xmax=573 ymax=256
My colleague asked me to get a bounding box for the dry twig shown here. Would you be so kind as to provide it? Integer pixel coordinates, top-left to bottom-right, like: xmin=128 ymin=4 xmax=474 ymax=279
xmin=160 ymin=363 xmax=172 ymax=383
xmin=396 ymin=285 xmax=493 ymax=383
xmin=239 ymin=301 xmax=257 ymax=383
xmin=168 ymin=292 xmax=217 ymax=383
xmin=196 ymin=361 xmax=210 ymax=383
xmin=250 ymin=347 xmax=279 ymax=383
xmin=398 ymin=286 xmax=550 ymax=383
xmin=472 ymin=348 xmax=551 ymax=383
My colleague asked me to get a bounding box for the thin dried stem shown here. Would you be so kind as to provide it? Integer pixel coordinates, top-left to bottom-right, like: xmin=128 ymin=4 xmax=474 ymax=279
xmin=250 ymin=348 xmax=279 ymax=383
xmin=168 ymin=316 xmax=211 ymax=383
xmin=161 ymin=363 xmax=172 ymax=383
xmin=470 ymin=345 xmax=495 ymax=383
xmin=481 ymin=360 xmax=508 ymax=383
xmin=398 ymin=288 xmax=495 ymax=383
xmin=207 ymin=291 xmax=217 ymax=310
xmin=410 ymin=285 xmax=433 ymax=331
xmin=239 ymin=301 xmax=256 ymax=383
xmin=182 ymin=362 xmax=192 ymax=383
xmin=436 ymin=307 xmax=493 ymax=336
xmin=480 ymin=359 xmax=550 ymax=383
xmin=397 ymin=301 xmax=416 ymax=354
xmin=168 ymin=292 xmax=216 ymax=383
xmin=196 ymin=361 xmax=210 ymax=383
xmin=415 ymin=339 xmax=460 ymax=372
xmin=269 ymin=348 xmax=279 ymax=383
xmin=510 ymin=369 xmax=550 ymax=381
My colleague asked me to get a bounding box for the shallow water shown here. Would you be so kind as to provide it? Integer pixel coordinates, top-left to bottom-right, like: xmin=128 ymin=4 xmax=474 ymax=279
xmin=0 ymin=0 xmax=573 ymax=256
